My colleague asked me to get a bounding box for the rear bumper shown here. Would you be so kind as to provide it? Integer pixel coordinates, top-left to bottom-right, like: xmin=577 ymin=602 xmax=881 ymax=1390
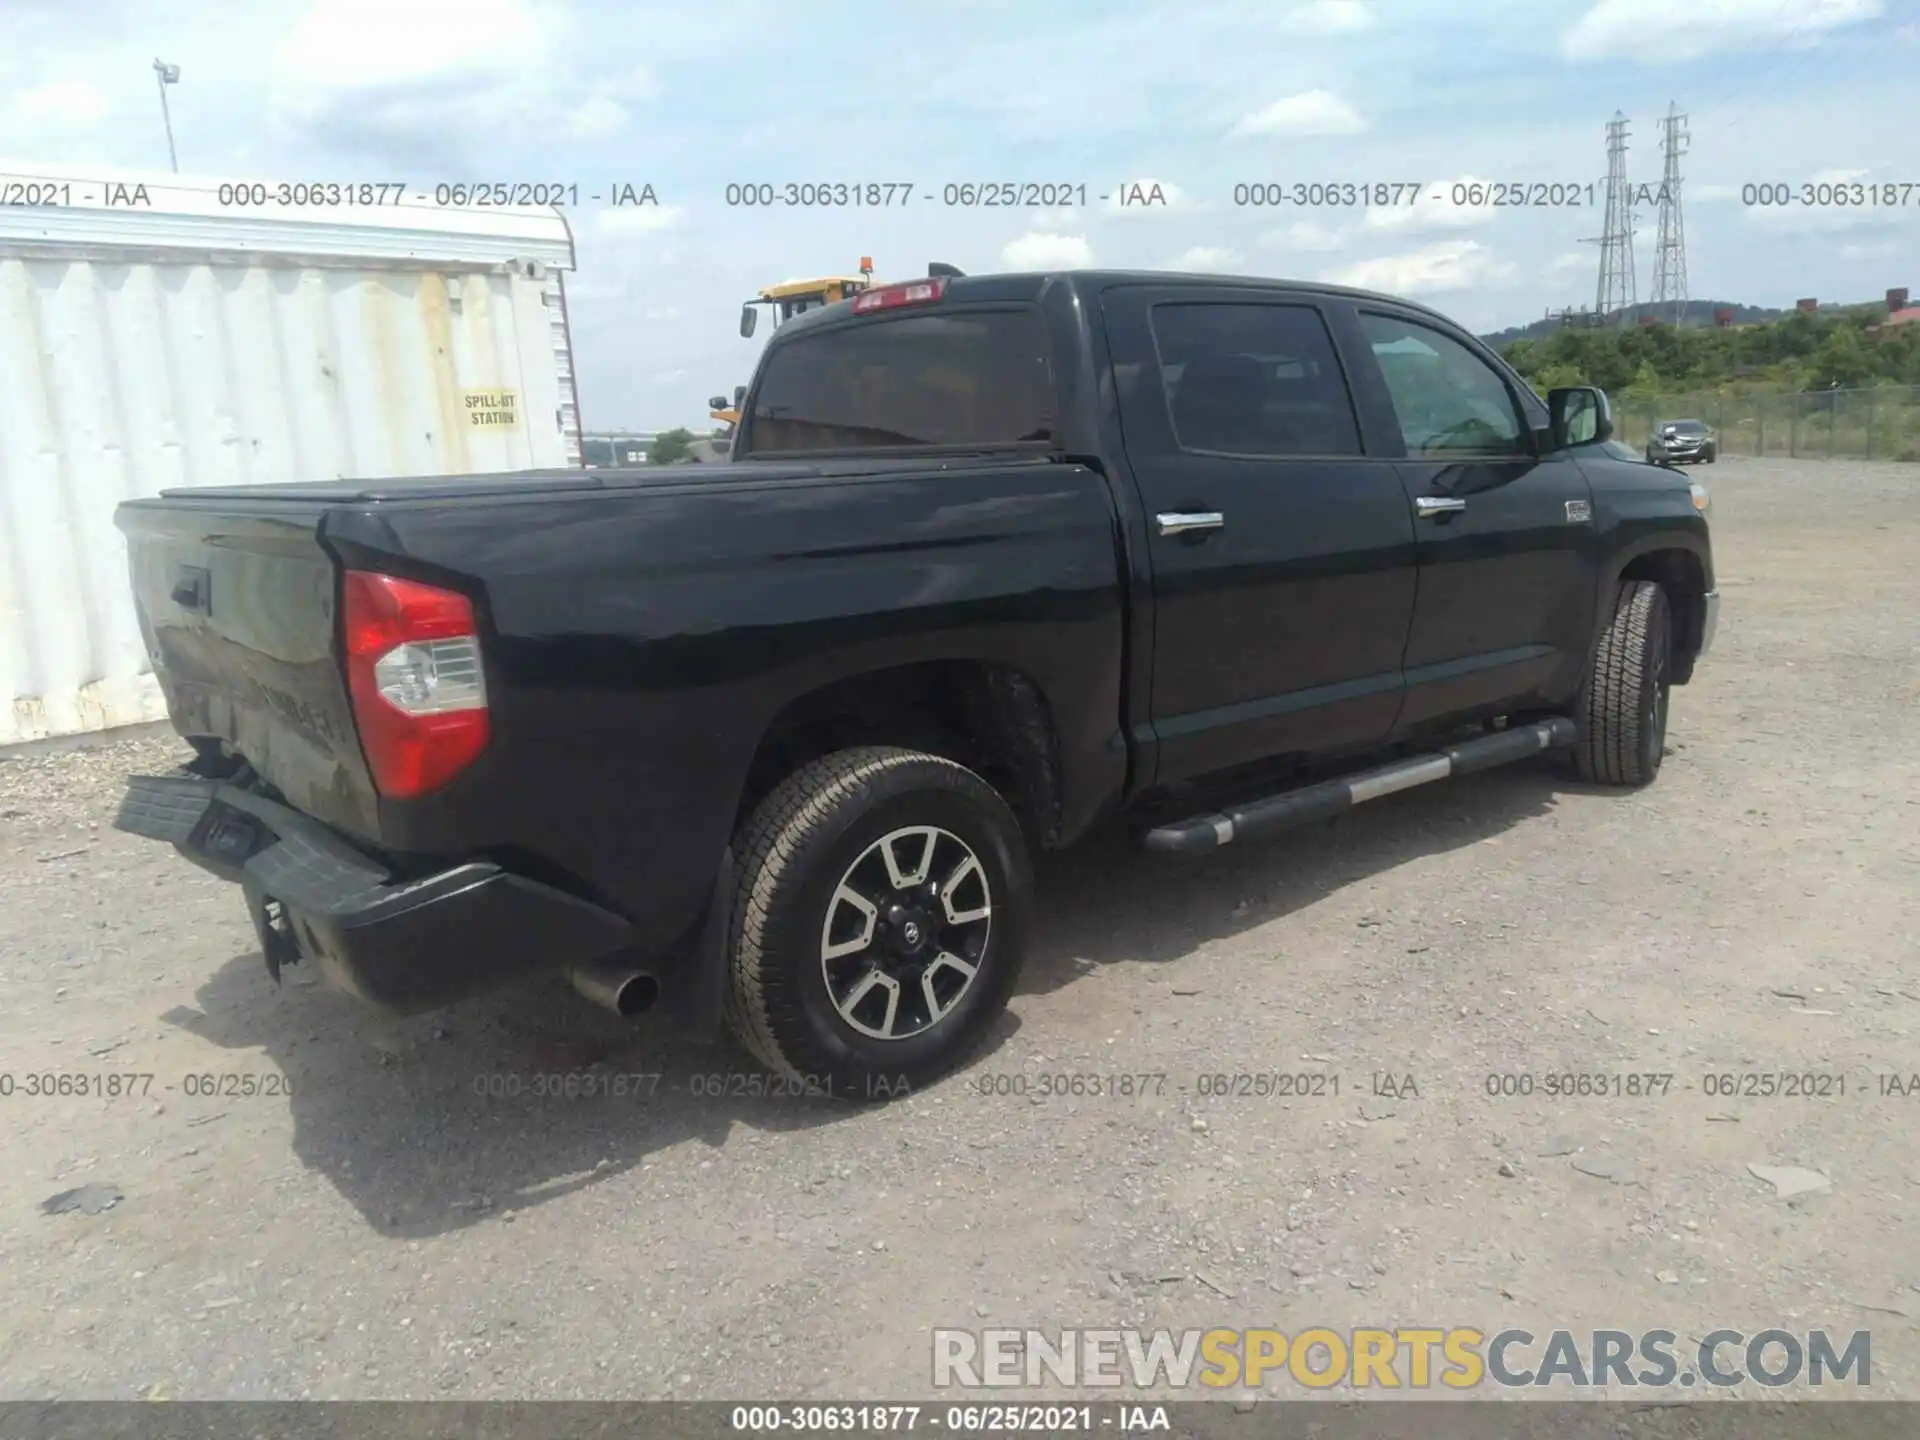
xmin=115 ymin=774 xmax=633 ymax=1015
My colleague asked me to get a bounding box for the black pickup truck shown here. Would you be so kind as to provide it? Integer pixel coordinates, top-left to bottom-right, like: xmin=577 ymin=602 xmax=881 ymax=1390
xmin=114 ymin=268 xmax=1718 ymax=1094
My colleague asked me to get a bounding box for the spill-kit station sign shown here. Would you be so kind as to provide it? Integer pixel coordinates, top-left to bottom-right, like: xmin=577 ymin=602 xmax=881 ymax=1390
xmin=463 ymin=389 xmax=520 ymax=428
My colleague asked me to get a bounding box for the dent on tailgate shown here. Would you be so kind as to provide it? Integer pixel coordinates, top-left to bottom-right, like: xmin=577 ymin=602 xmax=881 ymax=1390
xmin=118 ymin=499 xmax=382 ymax=839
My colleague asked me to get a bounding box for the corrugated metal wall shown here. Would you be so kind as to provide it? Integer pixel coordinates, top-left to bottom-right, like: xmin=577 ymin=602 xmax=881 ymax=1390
xmin=0 ymin=254 xmax=575 ymax=745
xmin=547 ymin=271 xmax=584 ymax=466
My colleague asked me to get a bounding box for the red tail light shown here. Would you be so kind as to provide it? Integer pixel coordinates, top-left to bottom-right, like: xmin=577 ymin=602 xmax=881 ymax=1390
xmin=341 ymin=571 xmax=489 ymax=799
xmin=849 ymin=277 xmax=946 ymax=313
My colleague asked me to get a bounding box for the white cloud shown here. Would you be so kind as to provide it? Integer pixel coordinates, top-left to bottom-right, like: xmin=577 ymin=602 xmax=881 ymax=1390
xmin=13 ymin=80 xmax=108 ymax=125
xmin=1229 ymin=89 xmax=1366 ymax=138
xmin=1167 ymin=246 xmax=1242 ymax=272
xmin=1808 ymin=166 xmax=1871 ymax=184
xmin=1001 ymin=232 xmax=1093 ymax=269
xmin=564 ymin=94 xmax=629 ymax=139
xmin=1259 ymin=220 xmax=1347 ymax=252
xmin=562 ymin=70 xmax=652 ymax=137
xmin=1280 ymin=0 xmax=1375 ymax=33
xmin=1547 ymin=253 xmax=1588 ymax=276
xmin=652 ymin=368 xmax=689 ymax=382
xmin=1033 ymin=206 xmax=1080 ymax=230
xmin=1363 ymin=176 xmax=1498 ymax=233
xmin=643 ymin=306 xmax=684 ymax=322
xmin=1690 ymin=182 xmax=1742 ymax=201
xmin=1103 ymin=179 xmax=1202 ymax=216
xmin=266 ymin=0 xmax=648 ymax=158
xmin=1564 ymin=0 xmax=1880 ymax=60
xmin=598 ymin=204 xmax=683 ymax=234
xmin=1322 ymin=240 xmax=1517 ymax=296
xmin=274 ymin=0 xmax=544 ymax=87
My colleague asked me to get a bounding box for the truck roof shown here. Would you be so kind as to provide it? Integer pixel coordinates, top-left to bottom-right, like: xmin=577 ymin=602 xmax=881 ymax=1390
xmin=771 ymin=269 xmax=1465 ymax=339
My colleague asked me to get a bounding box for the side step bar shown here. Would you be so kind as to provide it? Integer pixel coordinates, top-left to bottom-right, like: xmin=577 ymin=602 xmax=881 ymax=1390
xmin=1142 ymin=717 xmax=1577 ymax=855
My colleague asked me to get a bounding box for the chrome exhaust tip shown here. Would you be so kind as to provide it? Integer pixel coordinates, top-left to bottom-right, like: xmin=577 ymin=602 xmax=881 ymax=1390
xmin=568 ymin=958 xmax=660 ymax=1017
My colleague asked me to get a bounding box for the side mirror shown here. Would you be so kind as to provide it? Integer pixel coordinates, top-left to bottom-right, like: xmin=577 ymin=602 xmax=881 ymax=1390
xmin=1547 ymin=386 xmax=1612 ymax=448
xmin=739 ymin=305 xmax=758 ymax=339
xmin=708 ymin=395 xmax=728 ymax=412
xmin=733 ymin=385 xmax=746 ymax=406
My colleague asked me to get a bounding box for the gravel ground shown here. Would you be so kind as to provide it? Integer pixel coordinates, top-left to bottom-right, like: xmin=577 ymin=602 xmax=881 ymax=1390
xmin=2 ymin=456 xmax=1917 ymax=1403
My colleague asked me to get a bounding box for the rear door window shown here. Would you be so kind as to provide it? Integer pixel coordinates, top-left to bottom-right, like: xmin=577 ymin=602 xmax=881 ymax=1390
xmin=745 ymin=309 xmax=1055 ymax=452
xmin=1148 ymin=302 xmax=1362 ymax=456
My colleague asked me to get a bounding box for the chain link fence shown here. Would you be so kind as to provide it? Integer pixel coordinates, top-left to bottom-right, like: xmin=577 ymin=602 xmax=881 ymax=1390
xmin=1615 ymin=386 xmax=1920 ymax=461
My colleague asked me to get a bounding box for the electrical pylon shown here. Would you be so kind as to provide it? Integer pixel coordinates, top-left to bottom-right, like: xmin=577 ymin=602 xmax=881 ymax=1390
xmin=1649 ymin=102 xmax=1690 ymax=326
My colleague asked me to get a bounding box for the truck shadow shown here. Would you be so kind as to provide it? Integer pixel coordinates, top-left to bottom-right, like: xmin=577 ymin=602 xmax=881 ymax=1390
xmin=164 ymin=963 xmax=840 ymax=1240
xmin=1020 ymin=758 xmax=1567 ymax=995
xmin=161 ymin=756 xmax=1573 ymax=1238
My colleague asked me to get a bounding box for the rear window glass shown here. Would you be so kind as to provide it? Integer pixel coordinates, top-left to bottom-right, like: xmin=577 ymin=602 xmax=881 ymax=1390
xmin=745 ymin=309 xmax=1055 ymax=452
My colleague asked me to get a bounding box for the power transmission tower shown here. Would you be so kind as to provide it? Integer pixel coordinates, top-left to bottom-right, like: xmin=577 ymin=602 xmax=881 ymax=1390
xmin=1649 ymin=102 xmax=1690 ymax=326
xmin=1583 ymin=112 xmax=1638 ymax=326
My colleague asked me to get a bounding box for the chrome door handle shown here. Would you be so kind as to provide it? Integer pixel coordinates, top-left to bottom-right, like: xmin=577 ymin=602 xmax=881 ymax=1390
xmin=1415 ymin=496 xmax=1467 ymax=518
xmin=1156 ymin=511 xmax=1225 ymax=536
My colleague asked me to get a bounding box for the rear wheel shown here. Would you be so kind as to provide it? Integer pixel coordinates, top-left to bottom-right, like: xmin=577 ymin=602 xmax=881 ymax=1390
xmin=1574 ymin=580 xmax=1671 ymax=787
xmin=723 ymin=746 xmax=1031 ymax=1099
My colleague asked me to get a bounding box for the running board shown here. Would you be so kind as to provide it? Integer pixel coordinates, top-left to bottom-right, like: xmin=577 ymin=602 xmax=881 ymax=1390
xmin=1141 ymin=717 xmax=1577 ymax=855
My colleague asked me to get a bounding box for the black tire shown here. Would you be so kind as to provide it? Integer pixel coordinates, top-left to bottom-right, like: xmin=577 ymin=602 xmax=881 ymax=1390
xmin=723 ymin=746 xmax=1032 ymax=1099
xmin=1574 ymin=580 xmax=1672 ymax=787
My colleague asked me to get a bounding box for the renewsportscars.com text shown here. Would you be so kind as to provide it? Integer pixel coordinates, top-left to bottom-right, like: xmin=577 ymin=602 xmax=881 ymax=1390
xmin=932 ymin=1327 xmax=1872 ymax=1390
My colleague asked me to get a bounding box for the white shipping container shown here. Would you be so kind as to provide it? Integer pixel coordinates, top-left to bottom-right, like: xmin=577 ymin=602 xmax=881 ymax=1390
xmin=0 ymin=162 xmax=584 ymax=745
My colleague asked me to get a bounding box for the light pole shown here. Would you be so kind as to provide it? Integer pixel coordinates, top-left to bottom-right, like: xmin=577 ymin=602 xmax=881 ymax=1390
xmin=152 ymin=59 xmax=180 ymax=172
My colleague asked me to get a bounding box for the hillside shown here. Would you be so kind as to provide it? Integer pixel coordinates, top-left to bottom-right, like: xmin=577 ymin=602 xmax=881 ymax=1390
xmin=1493 ymin=301 xmax=1918 ymax=395
xmin=1478 ymin=299 xmax=1791 ymax=347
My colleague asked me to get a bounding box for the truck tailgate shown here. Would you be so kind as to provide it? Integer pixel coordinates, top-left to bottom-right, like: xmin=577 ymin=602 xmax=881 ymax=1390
xmin=115 ymin=497 xmax=380 ymax=841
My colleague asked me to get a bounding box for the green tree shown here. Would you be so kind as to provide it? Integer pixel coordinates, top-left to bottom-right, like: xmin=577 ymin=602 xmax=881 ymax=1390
xmin=1809 ymin=325 xmax=1874 ymax=389
xmin=1531 ymin=362 xmax=1587 ymax=391
xmin=1498 ymin=304 xmax=1920 ymax=395
xmin=1621 ymin=359 xmax=1663 ymax=398
xmin=647 ymin=427 xmax=696 ymax=464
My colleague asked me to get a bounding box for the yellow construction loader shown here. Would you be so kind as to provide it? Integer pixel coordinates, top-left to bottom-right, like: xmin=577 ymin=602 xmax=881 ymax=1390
xmin=708 ymin=258 xmax=878 ymax=431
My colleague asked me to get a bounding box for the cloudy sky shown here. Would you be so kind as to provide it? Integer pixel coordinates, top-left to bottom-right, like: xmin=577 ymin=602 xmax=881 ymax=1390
xmin=4 ymin=0 xmax=1916 ymax=429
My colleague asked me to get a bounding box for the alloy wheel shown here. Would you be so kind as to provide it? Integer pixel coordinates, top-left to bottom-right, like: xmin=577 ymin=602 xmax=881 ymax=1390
xmin=819 ymin=826 xmax=993 ymax=1041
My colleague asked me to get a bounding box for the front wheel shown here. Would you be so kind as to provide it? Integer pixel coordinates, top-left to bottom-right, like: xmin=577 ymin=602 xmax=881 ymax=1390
xmin=723 ymin=746 xmax=1032 ymax=1098
xmin=1574 ymin=580 xmax=1671 ymax=787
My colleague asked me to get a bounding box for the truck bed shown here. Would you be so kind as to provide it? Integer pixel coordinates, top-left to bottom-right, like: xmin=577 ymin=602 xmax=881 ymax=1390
xmin=116 ymin=455 xmax=1129 ymax=954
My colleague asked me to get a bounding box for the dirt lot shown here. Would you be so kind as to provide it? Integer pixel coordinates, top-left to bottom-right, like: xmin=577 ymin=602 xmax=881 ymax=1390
xmin=2 ymin=456 xmax=1917 ymax=1403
